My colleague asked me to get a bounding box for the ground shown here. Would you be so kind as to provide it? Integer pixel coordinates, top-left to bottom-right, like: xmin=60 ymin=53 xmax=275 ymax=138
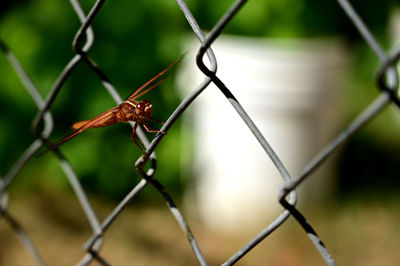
xmin=1 ymin=189 xmax=399 ymax=265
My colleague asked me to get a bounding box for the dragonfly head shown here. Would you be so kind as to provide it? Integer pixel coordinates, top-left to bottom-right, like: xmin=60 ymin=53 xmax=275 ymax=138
xmin=136 ymin=99 xmax=153 ymax=118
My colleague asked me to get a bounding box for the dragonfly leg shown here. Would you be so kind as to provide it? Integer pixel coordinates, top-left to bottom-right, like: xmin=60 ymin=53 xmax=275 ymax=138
xmin=142 ymin=117 xmax=165 ymax=134
xmin=142 ymin=121 xmax=163 ymax=133
xmin=131 ymin=123 xmax=146 ymax=152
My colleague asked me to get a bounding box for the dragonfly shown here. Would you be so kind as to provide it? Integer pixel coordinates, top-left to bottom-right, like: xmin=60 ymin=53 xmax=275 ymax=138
xmin=43 ymin=57 xmax=182 ymax=154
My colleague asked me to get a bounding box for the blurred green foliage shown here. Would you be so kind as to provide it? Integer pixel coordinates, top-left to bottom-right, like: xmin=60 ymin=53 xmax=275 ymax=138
xmin=190 ymin=0 xmax=395 ymax=37
xmin=0 ymin=0 xmax=187 ymax=201
xmin=0 ymin=0 xmax=399 ymax=202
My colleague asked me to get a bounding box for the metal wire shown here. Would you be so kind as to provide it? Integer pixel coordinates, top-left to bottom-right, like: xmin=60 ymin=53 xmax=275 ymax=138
xmin=0 ymin=0 xmax=399 ymax=265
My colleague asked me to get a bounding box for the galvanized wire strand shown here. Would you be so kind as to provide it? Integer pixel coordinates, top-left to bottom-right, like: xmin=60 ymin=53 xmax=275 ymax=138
xmin=0 ymin=210 xmax=46 ymax=266
xmin=280 ymin=200 xmax=337 ymax=266
xmin=84 ymin=167 xmax=205 ymax=264
xmin=175 ymin=0 xmax=218 ymax=71
xmin=377 ymin=47 xmax=400 ymax=106
xmin=279 ymin=92 xmax=391 ymax=198
xmin=0 ymin=180 xmax=44 ymax=266
xmin=83 ymin=179 xmax=148 ymax=251
xmin=0 ymin=39 xmax=53 ymax=189
xmin=195 ymin=0 xmax=246 ymax=76
xmin=134 ymin=138 xmax=207 ymax=264
xmin=2 ymin=140 xmax=43 ymax=190
xmin=282 ymin=202 xmax=337 ymax=266
xmin=78 ymin=240 xmax=110 ymax=266
xmin=337 ymin=0 xmax=398 ymax=93
xmin=195 ymin=0 xmax=293 ymax=185
xmin=222 ymin=210 xmax=292 ymax=265
xmin=54 ymin=149 xmax=102 ymax=235
xmin=337 ymin=0 xmax=388 ymax=62
xmin=148 ymin=178 xmax=207 ymax=266
xmin=278 ymin=202 xmax=336 ymax=264
xmin=0 ymin=39 xmax=53 ymax=117
xmin=71 ymin=0 xmax=104 ymax=54
xmin=32 ymin=54 xmax=83 ymax=136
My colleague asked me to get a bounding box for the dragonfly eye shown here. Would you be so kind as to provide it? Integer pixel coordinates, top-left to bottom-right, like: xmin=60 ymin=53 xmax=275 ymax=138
xmin=136 ymin=99 xmax=149 ymax=110
xmin=136 ymin=99 xmax=152 ymax=117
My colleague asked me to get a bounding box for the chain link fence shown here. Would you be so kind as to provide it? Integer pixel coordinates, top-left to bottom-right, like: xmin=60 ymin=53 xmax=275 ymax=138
xmin=1 ymin=0 xmax=399 ymax=265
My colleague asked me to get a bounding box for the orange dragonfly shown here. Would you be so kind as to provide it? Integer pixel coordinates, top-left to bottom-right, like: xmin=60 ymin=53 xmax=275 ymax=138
xmin=45 ymin=57 xmax=182 ymax=153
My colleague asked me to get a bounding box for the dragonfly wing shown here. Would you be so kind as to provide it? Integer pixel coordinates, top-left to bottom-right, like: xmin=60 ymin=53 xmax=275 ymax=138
xmin=127 ymin=56 xmax=183 ymax=101
xmin=55 ymin=106 xmax=122 ymax=147
xmin=71 ymin=120 xmax=90 ymax=130
xmin=37 ymin=106 xmax=123 ymax=156
xmin=71 ymin=106 xmax=122 ymax=130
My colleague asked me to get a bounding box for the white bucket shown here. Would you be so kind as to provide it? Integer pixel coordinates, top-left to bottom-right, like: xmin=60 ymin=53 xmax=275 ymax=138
xmin=177 ymin=35 xmax=348 ymax=232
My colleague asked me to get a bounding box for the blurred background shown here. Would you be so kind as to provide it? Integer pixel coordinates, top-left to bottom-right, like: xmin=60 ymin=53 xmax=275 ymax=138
xmin=1 ymin=0 xmax=400 ymax=265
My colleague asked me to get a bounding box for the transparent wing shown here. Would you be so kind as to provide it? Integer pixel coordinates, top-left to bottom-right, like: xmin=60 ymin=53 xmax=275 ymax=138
xmin=127 ymin=56 xmax=183 ymax=101
xmin=55 ymin=106 xmax=122 ymax=148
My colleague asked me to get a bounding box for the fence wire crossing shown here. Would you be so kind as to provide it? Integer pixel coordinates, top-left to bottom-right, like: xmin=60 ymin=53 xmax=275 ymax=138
xmin=0 ymin=0 xmax=399 ymax=265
